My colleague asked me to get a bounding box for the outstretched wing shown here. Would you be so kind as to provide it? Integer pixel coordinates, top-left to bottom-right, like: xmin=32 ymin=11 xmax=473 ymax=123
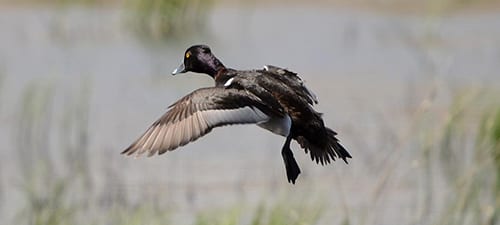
xmin=122 ymin=87 xmax=282 ymax=157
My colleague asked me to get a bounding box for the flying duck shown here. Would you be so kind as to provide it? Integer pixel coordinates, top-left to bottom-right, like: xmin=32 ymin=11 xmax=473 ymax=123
xmin=122 ymin=45 xmax=351 ymax=184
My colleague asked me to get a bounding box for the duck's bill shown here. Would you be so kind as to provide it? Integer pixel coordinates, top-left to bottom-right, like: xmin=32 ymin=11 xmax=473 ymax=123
xmin=172 ymin=62 xmax=186 ymax=75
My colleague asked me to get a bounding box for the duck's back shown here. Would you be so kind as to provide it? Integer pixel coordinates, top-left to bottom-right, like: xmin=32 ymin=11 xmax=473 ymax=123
xmin=222 ymin=66 xmax=327 ymax=140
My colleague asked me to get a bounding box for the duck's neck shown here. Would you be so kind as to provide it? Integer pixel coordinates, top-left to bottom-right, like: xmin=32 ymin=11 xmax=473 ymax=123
xmin=205 ymin=56 xmax=226 ymax=78
xmin=214 ymin=68 xmax=238 ymax=87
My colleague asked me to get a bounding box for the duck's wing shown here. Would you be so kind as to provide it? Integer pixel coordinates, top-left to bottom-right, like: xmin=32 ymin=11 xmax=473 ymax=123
xmin=122 ymin=87 xmax=283 ymax=157
xmin=262 ymin=65 xmax=318 ymax=105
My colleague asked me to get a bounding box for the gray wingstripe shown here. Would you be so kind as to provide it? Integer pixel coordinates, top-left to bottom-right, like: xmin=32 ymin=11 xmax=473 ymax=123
xmin=125 ymin=106 xmax=271 ymax=155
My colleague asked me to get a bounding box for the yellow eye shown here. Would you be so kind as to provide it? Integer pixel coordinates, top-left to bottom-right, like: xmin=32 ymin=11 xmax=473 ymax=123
xmin=185 ymin=52 xmax=191 ymax=59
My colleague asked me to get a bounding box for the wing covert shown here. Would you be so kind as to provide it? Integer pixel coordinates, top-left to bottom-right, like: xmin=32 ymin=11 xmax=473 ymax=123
xmin=122 ymin=87 xmax=274 ymax=157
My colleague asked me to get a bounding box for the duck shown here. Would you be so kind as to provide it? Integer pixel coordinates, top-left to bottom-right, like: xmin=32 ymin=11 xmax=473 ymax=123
xmin=122 ymin=44 xmax=351 ymax=184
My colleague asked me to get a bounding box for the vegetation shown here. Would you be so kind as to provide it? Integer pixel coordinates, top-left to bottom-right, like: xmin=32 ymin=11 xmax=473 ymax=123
xmin=9 ymin=76 xmax=499 ymax=225
xmin=429 ymin=92 xmax=498 ymax=225
xmin=124 ymin=0 xmax=213 ymax=40
xmin=0 ymin=0 xmax=213 ymax=40
xmin=2 ymin=0 xmax=499 ymax=224
xmin=195 ymin=200 xmax=324 ymax=225
xmin=15 ymin=79 xmax=91 ymax=225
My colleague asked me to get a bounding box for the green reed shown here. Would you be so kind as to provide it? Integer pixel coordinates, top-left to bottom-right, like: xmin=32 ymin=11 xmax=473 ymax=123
xmin=124 ymin=0 xmax=213 ymax=41
xmin=425 ymin=90 xmax=499 ymax=225
xmin=195 ymin=199 xmax=324 ymax=225
xmin=15 ymin=78 xmax=92 ymax=225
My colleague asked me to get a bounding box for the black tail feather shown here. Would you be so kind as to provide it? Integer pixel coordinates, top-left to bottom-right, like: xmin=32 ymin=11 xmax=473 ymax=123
xmin=296 ymin=128 xmax=351 ymax=165
xmin=326 ymin=128 xmax=352 ymax=163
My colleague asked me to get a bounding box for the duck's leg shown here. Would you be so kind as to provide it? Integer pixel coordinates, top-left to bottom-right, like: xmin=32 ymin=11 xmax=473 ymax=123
xmin=281 ymin=135 xmax=301 ymax=184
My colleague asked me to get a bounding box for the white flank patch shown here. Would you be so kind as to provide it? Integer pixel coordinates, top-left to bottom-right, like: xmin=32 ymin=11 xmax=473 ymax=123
xmin=224 ymin=77 xmax=234 ymax=87
xmin=257 ymin=114 xmax=291 ymax=137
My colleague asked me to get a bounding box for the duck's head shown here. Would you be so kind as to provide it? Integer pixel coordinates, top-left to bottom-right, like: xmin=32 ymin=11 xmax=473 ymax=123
xmin=172 ymin=45 xmax=225 ymax=77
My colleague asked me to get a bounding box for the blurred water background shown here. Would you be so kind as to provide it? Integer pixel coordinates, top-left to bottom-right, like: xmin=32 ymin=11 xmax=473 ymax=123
xmin=1 ymin=0 xmax=500 ymax=224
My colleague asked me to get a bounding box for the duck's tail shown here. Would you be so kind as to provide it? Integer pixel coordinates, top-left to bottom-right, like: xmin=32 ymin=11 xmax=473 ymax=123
xmin=325 ymin=128 xmax=351 ymax=163
xmin=297 ymin=127 xmax=351 ymax=165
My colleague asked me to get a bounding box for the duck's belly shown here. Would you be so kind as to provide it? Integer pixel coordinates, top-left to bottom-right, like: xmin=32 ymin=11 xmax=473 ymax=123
xmin=257 ymin=114 xmax=291 ymax=137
